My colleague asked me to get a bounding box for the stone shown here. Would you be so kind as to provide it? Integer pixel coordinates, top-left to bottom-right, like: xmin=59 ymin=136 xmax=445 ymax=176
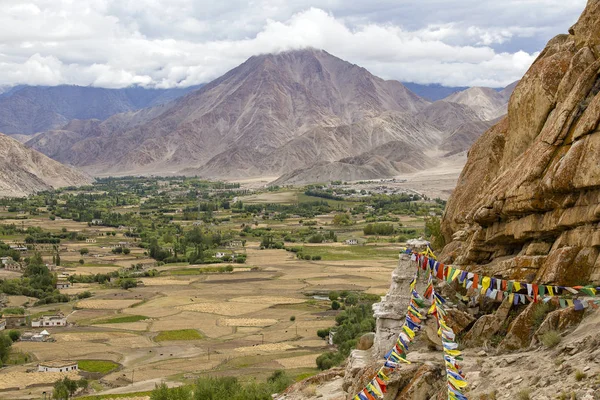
xmin=532 ymin=307 xmax=585 ymax=346
xmin=445 ymin=308 xmax=476 ymax=334
xmin=356 ymin=332 xmax=375 ymax=351
xmin=498 ymin=302 xmax=543 ymax=351
xmin=463 ymin=297 xmax=512 ymax=346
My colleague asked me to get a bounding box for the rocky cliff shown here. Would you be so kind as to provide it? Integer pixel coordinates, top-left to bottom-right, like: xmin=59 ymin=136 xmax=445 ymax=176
xmin=441 ymin=0 xmax=600 ymax=287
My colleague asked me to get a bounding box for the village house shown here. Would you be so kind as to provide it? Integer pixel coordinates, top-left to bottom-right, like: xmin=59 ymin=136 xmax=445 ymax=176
xmin=215 ymin=252 xmax=226 ymax=259
xmin=9 ymin=245 xmax=27 ymax=252
xmin=227 ymin=240 xmax=243 ymax=248
xmin=345 ymin=239 xmax=358 ymax=245
xmin=22 ymin=330 xmax=50 ymax=342
xmin=0 ymin=256 xmax=11 ymax=265
xmin=38 ymin=360 xmax=78 ymax=373
xmin=91 ymin=219 xmax=103 ymax=225
xmin=3 ymin=314 xmax=28 ymax=329
xmin=4 ymin=260 xmax=23 ymax=271
xmin=0 ymin=319 xmax=6 ymax=331
xmin=85 ymin=238 xmax=97 ymax=243
xmin=31 ymin=314 xmax=67 ymax=328
xmin=56 ymin=280 xmax=70 ymax=289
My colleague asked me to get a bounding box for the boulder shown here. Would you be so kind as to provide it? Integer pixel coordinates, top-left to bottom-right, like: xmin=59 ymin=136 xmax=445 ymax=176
xmin=531 ymin=307 xmax=585 ymax=345
xmin=499 ymin=302 xmax=551 ymax=351
xmin=463 ymin=297 xmax=512 ymax=346
xmin=357 ymin=332 xmax=376 ymax=351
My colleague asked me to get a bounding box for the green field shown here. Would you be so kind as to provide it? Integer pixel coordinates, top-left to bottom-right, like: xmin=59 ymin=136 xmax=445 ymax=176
xmin=154 ymin=329 xmax=204 ymax=342
xmin=92 ymin=315 xmax=149 ymax=324
xmin=78 ymin=360 xmax=120 ymax=374
xmin=300 ymin=244 xmax=400 ymax=261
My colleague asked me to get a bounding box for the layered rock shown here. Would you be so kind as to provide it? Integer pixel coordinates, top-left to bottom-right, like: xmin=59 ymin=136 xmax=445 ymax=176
xmin=441 ymin=0 xmax=600 ymax=287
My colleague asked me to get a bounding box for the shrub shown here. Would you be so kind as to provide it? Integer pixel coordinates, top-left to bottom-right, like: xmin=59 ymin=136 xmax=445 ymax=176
xmin=290 ymin=316 xmax=296 ymax=322
xmin=328 ymin=291 xmax=339 ymax=301
xmin=123 ymin=248 xmax=131 ymax=255
xmin=312 ymin=255 xmax=321 ymax=260
xmin=317 ymin=328 xmax=330 ymax=339
xmin=7 ymin=330 xmax=20 ymax=342
xmin=575 ymin=370 xmax=587 ymax=381
xmin=331 ymin=300 xmax=340 ymax=310
xmin=540 ymin=330 xmax=561 ymax=348
xmin=316 ymin=351 xmax=344 ymax=370
xmin=517 ymin=389 xmax=531 ymax=400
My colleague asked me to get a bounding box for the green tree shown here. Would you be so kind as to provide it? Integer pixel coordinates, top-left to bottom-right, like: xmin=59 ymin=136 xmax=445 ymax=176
xmin=79 ymin=248 xmax=89 ymax=256
xmin=424 ymin=216 xmax=445 ymax=250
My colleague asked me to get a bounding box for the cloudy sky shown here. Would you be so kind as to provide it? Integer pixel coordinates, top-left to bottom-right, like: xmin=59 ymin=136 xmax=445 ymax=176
xmin=0 ymin=0 xmax=587 ymax=89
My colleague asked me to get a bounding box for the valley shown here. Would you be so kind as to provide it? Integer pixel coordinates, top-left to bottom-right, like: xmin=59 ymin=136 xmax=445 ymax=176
xmin=0 ymin=176 xmax=442 ymax=399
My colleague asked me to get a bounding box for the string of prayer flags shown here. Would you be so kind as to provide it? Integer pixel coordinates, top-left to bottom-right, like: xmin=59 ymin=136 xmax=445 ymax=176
xmin=430 ymin=287 xmax=469 ymax=400
xmin=353 ymin=267 xmax=426 ymax=399
xmin=412 ymin=252 xmax=600 ymax=304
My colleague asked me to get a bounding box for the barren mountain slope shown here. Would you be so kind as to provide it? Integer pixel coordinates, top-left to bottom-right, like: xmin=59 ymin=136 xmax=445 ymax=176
xmin=190 ymin=111 xmax=442 ymax=178
xmin=0 ymin=133 xmax=92 ymax=197
xmin=272 ymin=140 xmax=435 ymax=185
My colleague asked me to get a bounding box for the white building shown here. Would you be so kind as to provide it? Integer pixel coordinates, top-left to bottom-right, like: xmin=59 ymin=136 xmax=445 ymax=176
xmin=56 ymin=280 xmax=70 ymax=289
xmin=345 ymin=239 xmax=358 ymax=245
xmin=215 ymin=252 xmax=226 ymax=259
xmin=91 ymin=219 xmax=103 ymax=225
xmin=0 ymin=319 xmax=6 ymax=331
xmin=32 ymin=315 xmax=67 ymax=328
xmin=85 ymin=238 xmax=97 ymax=243
xmin=38 ymin=361 xmax=78 ymax=373
xmin=0 ymin=256 xmax=11 ymax=265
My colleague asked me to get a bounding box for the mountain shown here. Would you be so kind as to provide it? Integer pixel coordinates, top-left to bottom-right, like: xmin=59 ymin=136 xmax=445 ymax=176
xmin=0 ymin=133 xmax=92 ymax=197
xmin=29 ymin=49 xmax=431 ymax=177
xmin=402 ymin=82 xmax=470 ymax=101
xmin=443 ymin=86 xmax=509 ymax=120
xmin=0 ymin=84 xmax=201 ymax=135
xmin=441 ymin=0 xmax=600 ymax=288
xmin=27 ymin=49 xmax=517 ymax=183
xmin=271 ymin=140 xmax=436 ymax=185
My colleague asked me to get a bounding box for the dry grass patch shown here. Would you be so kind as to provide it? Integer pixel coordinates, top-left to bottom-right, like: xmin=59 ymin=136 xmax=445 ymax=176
xmin=230 ymin=296 xmax=306 ymax=305
xmin=218 ymin=318 xmax=278 ymax=327
xmin=139 ymin=278 xmax=194 ymax=286
xmin=235 ymin=343 xmax=295 ymax=353
xmin=177 ymin=302 xmax=269 ymax=316
xmin=276 ymin=354 xmax=319 ymax=369
xmin=0 ymin=371 xmax=80 ymax=390
xmin=76 ymin=299 xmax=141 ymax=309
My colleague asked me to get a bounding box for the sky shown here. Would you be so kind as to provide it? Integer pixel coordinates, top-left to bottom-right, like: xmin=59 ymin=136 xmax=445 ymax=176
xmin=0 ymin=0 xmax=588 ymax=89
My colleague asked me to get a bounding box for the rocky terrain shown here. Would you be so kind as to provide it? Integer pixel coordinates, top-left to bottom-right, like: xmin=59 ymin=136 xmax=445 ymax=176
xmin=279 ymin=1 xmax=600 ymax=398
xmin=0 ymin=85 xmax=199 ymax=136
xmin=26 ymin=49 xmax=512 ymax=182
xmin=0 ymin=133 xmax=92 ymax=197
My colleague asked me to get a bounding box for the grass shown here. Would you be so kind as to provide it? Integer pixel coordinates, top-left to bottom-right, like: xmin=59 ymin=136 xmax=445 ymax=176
xmin=168 ymin=266 xmax=240 ymax=275
xmin=78 ymin=360 xmax=120 ymax=374
xmin=575 ymin=370 xmax=587 ymax=381
xmin=154 ymin=329 xmax=203 ymax=342
xmin=92 ymin=314 xmax=149 ymax=324
xmin=540 ymin=330 xmax=561 ymax=348
xmin=517 ymin=389 xmax=531 ymax=400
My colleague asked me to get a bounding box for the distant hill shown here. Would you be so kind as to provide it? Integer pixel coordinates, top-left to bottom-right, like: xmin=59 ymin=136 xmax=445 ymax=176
xmin=402 ymin=83 xmax=470 ymax=101
xmin=0 ymin=84 xmax=201 ymax=135
xmin=0 ymin=132 xmax=92 ymax=197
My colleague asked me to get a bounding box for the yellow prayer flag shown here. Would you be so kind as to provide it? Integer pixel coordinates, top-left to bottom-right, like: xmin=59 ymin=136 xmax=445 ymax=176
xmin=448 ymin=376 xmax=468 ymax=389
xmin=547 ymin=286 xmax=554 ymax=296
xmin=514 ymin=282 xmax=521 ymax=292
xmin=482 ymin=276 xmax=491 ymax=291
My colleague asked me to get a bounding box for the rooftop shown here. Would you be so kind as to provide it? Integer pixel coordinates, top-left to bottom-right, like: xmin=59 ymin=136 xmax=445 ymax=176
xmin=39 ymin=360 xmax=77 ymax=368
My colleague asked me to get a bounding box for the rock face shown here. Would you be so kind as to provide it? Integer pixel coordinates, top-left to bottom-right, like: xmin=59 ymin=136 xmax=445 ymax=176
xmin=0 ymin=133 xmax=92 ymax=197
xmin=441 ymin=0 xmax=600 ymax=286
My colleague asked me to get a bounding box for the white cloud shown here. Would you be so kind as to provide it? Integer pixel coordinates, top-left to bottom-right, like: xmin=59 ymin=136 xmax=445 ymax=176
xmin=0 ymin=0 xmax=587 ymax=88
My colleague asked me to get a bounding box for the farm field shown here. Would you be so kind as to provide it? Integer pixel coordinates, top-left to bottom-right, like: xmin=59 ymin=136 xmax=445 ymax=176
xmin=0 ymin=177 xmax=442 ymax=399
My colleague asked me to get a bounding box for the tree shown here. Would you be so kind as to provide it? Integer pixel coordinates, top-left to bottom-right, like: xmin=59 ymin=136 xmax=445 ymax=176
xmin=328 ymin=291 xmax=339 ymax=301
xmin=123 ymin=248 xmax=131 ymax=255
xmin=79 ymin=248 xmax=89 ymax=256
xmin=0 ymin=333 xmax=13 ymax=366
xmin=424 ymin=216 xmax=445 ymax=250
xmin=331 ymin=300 xmax=341 ymax=310
xmin=7 ymin=330 xmax=20 ymax=342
